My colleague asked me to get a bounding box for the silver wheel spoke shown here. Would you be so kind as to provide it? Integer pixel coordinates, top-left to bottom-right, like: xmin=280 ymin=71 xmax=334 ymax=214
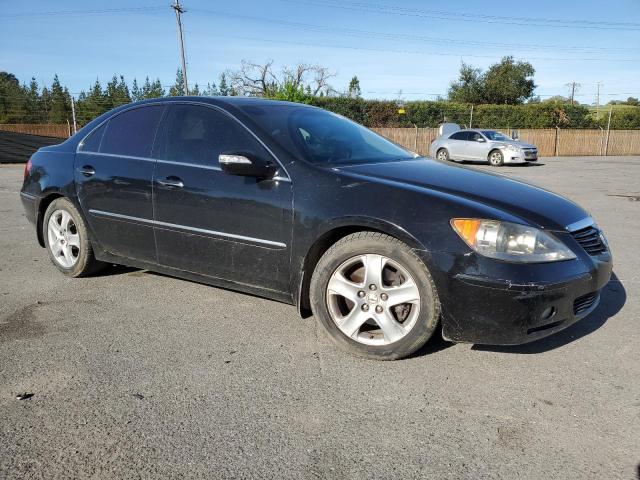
xmin=60 ymin=210 xmax=72 ymax=230
xmin=62 ymin=245 xmax=74 ymax=266
xmin=385 ymin=280 xmax=420 ymax=307
xmin=363 ymin=254 xmax=385 ymax=288
xmin=375 ymin=310 xmax=406 ymax=344
xmin=338 ymin=309 xmax=371 ymax=339
xmin=327 ymin=273 xmax=361 ymax=303
xmin=48 ymin=216 xmax=62 ymax=239
xmin=67 ymin=233 xmax=80 ymax=247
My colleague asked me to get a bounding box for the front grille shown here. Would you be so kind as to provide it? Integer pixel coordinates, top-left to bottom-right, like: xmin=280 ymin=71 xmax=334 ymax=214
xmin=571 ymin=226 xmax=607 ymax=255
xmin=523 ymin=148 xmax=537 ymax=157
xmin=573 ymin=292 xmax=599 ymax=315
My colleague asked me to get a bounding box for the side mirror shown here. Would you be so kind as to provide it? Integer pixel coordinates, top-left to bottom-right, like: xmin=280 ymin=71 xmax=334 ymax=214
xmin=219 ymin=153 xmax=276 ymax=179
xmin=475 ymin=137 xmax=485 ymax=143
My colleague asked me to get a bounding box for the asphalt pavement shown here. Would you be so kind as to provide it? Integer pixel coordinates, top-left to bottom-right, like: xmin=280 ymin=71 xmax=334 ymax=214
xmin=1 ymin=157 xmax=639 ymax=479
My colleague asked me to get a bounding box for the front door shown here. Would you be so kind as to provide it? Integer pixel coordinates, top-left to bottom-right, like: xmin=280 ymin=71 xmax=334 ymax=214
xmin=465 ymin=131 xmax=490 ymax=161
xmin=75 ymin=105 xmax=165 ymax=263
xmin=152 ymin=103 xmax=293 ymax=292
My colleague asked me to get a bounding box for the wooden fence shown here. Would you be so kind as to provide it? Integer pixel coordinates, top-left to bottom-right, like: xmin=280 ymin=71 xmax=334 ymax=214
xmin=0 ymin=123 xmax=71 ymax=138
xmin=0 ymin=123 xmax=639 ymax=157
xmin=372 ymin=127 xmax=640 ymax=157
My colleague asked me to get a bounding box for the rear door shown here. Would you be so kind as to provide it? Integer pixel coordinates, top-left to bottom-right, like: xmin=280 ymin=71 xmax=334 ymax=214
xmin=152 ymin=103 xmax=293 ymax=291
xmin=75 ymin=105 xmax=165 ymax=263
xmin=447 ymin=131 xmax=470 ymax=159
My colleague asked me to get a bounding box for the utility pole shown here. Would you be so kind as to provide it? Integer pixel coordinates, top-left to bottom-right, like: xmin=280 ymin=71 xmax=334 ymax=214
xmin=172 ymin=0 xmax=189 ymax=95
xmin=595 ymin=81 xmax=603 ymax=119
xmin=469 ymin=104 xmax=473 ymax=128
xmin=70 ymin=96 xmax=77 ymax=135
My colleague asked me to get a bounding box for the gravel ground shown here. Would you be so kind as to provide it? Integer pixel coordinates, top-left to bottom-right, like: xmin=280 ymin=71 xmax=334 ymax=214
xmin=1 ymin=157 xmax=639 ymax=479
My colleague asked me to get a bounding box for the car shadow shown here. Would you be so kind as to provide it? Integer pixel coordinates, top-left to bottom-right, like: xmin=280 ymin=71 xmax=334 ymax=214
xmin=471 ymin=272 xmax=626 ymax=354
xmin=96 ymin=264 xmax=141 ymax=277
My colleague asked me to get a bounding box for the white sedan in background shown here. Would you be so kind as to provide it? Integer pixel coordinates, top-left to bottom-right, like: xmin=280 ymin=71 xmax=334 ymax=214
xmin=430 ymin=125 xmax=538 ymax=166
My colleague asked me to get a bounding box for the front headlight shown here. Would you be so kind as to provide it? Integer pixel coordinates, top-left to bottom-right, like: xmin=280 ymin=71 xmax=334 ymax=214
xmin=500 ymin=144 xmax=519 ymax=151
xmin=451 ymin=218 xmax=576 ymax=263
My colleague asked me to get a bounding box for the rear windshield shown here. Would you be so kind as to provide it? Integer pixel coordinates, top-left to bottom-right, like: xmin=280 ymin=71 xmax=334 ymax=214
xmin=239 ymin=104 xmax=415 ymax=166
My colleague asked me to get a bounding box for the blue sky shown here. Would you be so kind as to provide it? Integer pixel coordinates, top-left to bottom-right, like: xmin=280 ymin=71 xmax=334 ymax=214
xmin=2 ymin=0 xmax=639 ymax=104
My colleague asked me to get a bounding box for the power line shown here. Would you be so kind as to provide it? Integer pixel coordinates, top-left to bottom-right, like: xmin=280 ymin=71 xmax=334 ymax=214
xmin=4 ymin=6 xmax=166 ymax=17
xmin=288 ymin=0 xmax=640 ymax=31
xmin=190 ymin=9 xmax=640 ymax=55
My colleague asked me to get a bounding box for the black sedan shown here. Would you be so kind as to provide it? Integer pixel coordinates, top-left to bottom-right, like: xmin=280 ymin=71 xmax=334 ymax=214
xmin=20 ymin=97 xmax=612 ymax=360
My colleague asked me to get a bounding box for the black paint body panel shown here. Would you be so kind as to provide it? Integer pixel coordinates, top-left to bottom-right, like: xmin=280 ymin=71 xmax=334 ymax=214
xmin=20 ymin=97 xmax=613 ymax=346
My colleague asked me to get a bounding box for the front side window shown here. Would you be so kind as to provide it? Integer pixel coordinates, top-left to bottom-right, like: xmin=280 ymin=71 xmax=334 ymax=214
xmin=240 ymin=105 xmax=415 ymax=166
xmin=157 ymin=104 xmax=268 ymax=166
xmin=99 ymin=106 xmax=165 ymax=158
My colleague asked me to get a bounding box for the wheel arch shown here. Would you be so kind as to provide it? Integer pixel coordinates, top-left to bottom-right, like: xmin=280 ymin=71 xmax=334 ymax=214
xmin=295 ymin=217 xmax=426 ymax=318
xmin=488 ymin=148 xmax=503 ymax=161
xmin=36 ymin=193 xmax=65 ymax=247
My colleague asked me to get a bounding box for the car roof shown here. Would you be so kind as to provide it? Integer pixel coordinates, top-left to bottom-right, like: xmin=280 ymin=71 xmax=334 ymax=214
xmin=128 ymin=96 xmax=314 ymax=109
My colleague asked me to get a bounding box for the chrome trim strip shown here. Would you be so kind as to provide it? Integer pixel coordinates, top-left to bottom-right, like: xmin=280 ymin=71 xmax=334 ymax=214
xmin=77 ymin=151 xmax=155 ymax=162
xmin=20 ymin=191 xmax=37 ymax=200
xmin=88 ymin=209 xmax=286 ymax=248
xmin=566 ymin=217 xmax=595 ymax=232
xmin=156 ymin=159 xmax=222 ymax=171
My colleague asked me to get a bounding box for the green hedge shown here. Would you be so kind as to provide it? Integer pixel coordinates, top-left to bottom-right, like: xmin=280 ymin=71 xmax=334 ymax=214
xmin=308 ymin=98 xmax=638 ymax=129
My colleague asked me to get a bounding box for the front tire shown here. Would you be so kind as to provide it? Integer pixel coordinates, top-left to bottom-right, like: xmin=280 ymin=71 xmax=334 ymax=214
xmin=436 ymin=148 xmax=450 ymax=162
xmin=489 ymin=150 xmax=504 ymax=166
xmin=310 ymin=232 xmax=440 ymax=360
xmin=43 ymin=198 xmax=104 ymax=277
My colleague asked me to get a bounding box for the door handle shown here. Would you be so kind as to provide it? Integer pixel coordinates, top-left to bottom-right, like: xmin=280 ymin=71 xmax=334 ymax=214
xmin=157 ymin=176 xmax=184 ymax=188
xmin=78 ymin=165 xmax=95 ymax=177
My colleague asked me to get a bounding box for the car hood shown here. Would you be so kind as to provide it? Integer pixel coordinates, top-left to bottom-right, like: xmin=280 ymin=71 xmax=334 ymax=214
xmin=491 ymin=140 xmax=536 ymax=149
xmin=335 ymin=158 xmax=587 ymax=231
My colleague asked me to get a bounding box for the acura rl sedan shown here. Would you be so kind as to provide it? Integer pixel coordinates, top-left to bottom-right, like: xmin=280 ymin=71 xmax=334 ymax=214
xmin=20 ymin=97 xmax=612 ymax=360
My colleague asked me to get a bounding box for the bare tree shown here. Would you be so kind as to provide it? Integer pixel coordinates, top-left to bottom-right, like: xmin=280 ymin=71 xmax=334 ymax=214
xmin=228 ymin=60 xmax=278 ymax=97
xmin=228 ymin=60 xmax=336 ymax=97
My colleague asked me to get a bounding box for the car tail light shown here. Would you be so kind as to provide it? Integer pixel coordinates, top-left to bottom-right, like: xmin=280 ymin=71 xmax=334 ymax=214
xmin=24 ymin=158 xmax=32 ymax=180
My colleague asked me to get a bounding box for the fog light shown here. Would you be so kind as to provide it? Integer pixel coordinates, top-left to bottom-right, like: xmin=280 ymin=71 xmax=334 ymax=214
xmin=540 ymin=306 xmax=556 ymax=321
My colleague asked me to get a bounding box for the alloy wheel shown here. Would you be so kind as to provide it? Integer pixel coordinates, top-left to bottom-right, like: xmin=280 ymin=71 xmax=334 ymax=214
xmin=325 ymin=254 xmax=421 ymax=346
xmin=47 ymin=209 xmax=80 ymax=268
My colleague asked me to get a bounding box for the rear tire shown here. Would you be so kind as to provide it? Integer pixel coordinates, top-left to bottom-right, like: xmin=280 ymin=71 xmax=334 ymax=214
xmin=310 ymin=232 xmax=440 ymax=360
xmin=436 ymin=148 xmax=450 ymax=162
xmin=489 ymin=149 xmax=504 ymax=166
xmin=43 ymin=198 xmax=104 ymax=277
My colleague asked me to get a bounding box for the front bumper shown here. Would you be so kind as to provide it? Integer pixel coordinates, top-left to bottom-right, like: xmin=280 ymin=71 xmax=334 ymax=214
xmin=422 ymin=249 xmax=612 ymax=345
xmin=503 ymin=149 xmax=538 ymax=164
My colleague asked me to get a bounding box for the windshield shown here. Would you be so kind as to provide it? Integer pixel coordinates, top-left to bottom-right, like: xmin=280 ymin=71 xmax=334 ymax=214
xmin=239 ymin=104 xmax=415 ymax=165
xmin=481 ymin=130 xmax=511 ymax=141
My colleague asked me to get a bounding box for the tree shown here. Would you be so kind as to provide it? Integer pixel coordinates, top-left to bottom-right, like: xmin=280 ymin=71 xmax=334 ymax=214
xmin=105 ymin=75 xmax=131 ymax=109
xmin=131 ymin=78 xmax=141 ymax=101
xmin=141 ymin=77 xmax=165 ymax=99
xmin=482 ymin=56 xmax=536 ymax=104
xmin=227 ymin=60 xmax=336 ymax=98
xmin=169 ymin=69 xmax=186 ymax=96
xmin=626 ymin=96 xmax=639 ymax=106
xmin=218 ymin=73 xmax=231 ymax=96
xmin=0 ymin=71 xmax=26 ymax=123
xmin=48 ymin=74 xmax=71 ymax=123
xmin=203 ymin=81 xmax=219 ymax=96
xmin=448 ymin=57 xmax=536 ymax=105
xmin=347 ymin=76 xmax=361 ymax=98
xmin=448 ymin=62 xmax=484 ymax=104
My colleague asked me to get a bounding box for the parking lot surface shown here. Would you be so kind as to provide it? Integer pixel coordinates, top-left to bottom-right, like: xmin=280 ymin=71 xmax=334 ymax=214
xmin=1 ymin=157 xmax=639 ymax=479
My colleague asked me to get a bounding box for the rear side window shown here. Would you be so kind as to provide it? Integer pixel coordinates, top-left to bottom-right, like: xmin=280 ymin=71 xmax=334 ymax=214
xmin=100 ymin=106 xmax=164 ymax=158
xmin=157 ymin=104 xmax=268 ymax=166
xmin=79 ymin=122 xmax=106 ymax=152
xmin=449 ymin=131 xmax=467 ymax=140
